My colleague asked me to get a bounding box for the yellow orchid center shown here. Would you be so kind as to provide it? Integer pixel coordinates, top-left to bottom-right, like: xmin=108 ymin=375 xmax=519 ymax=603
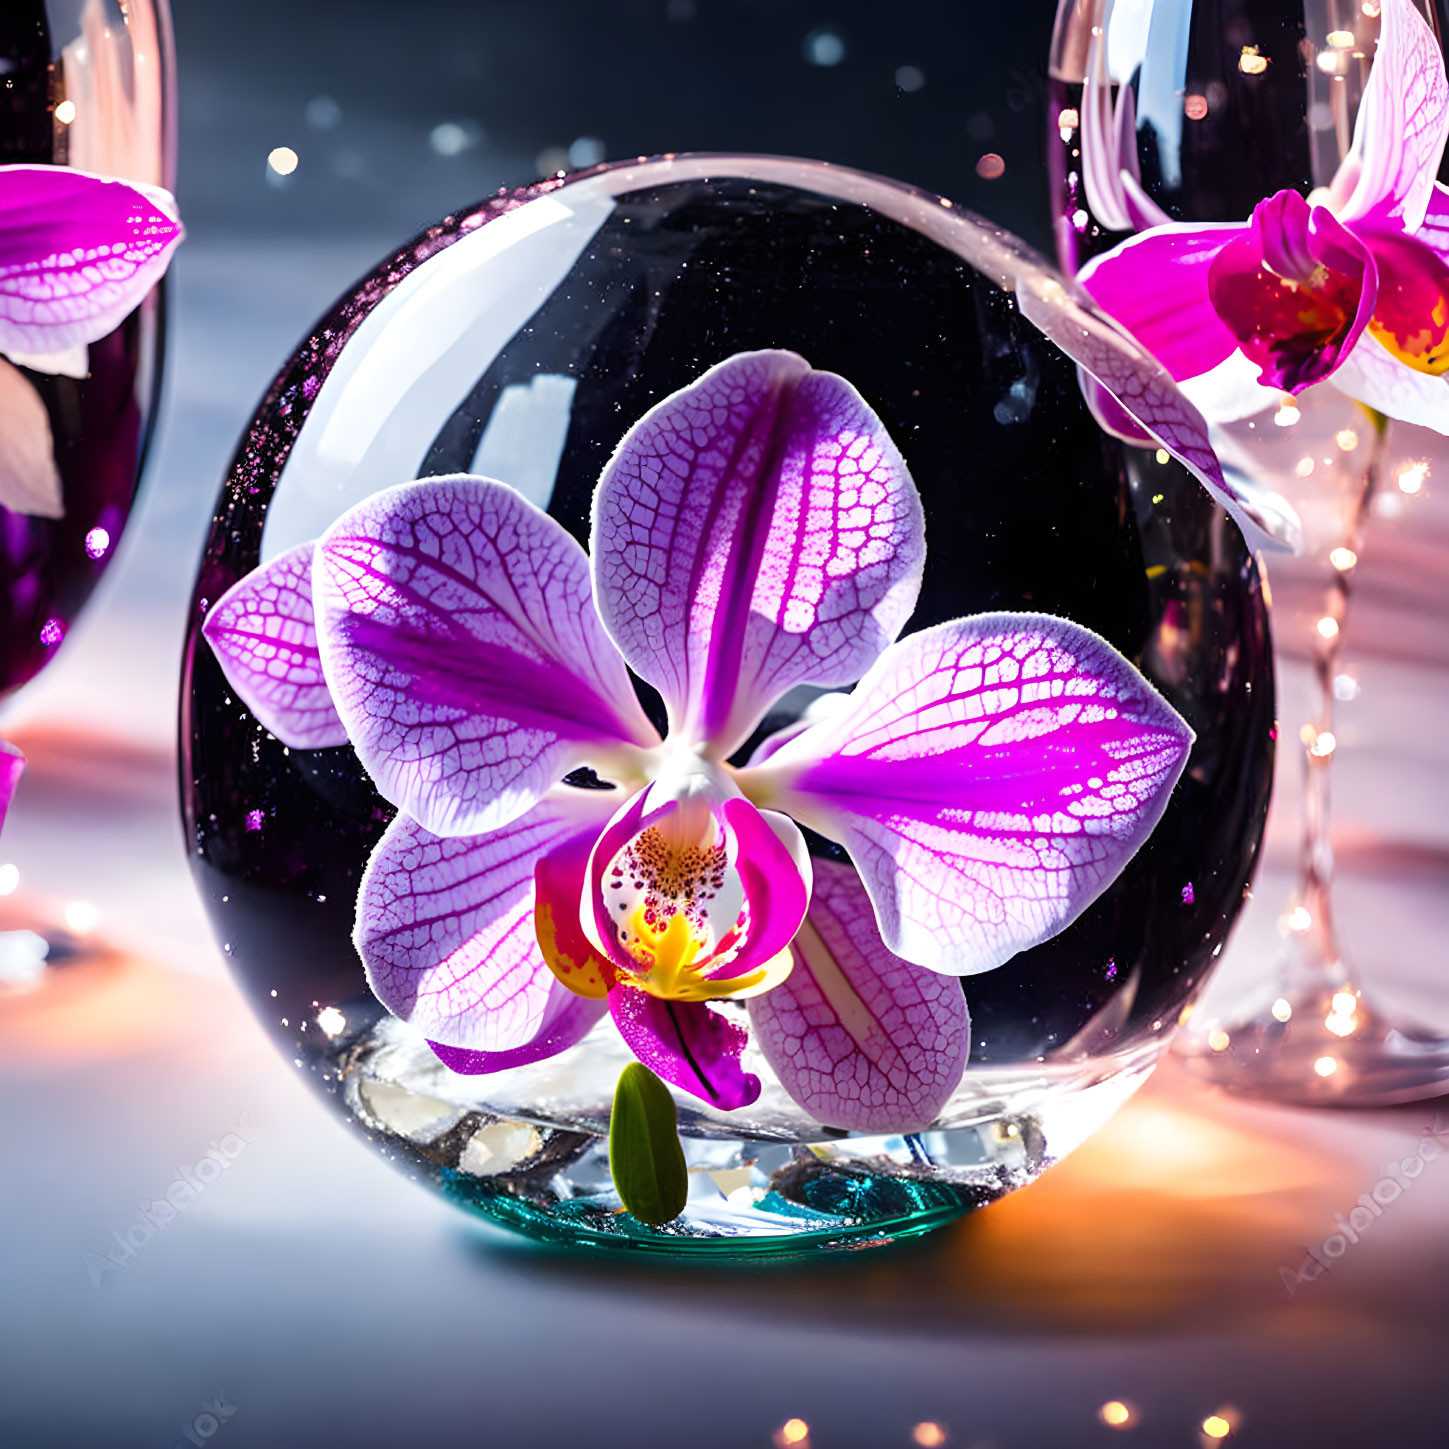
xmin=618 ymin=904 xmax=766 ymax=1003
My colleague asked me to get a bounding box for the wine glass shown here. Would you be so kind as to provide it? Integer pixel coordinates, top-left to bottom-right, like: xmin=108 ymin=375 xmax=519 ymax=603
xmin=0 ymin=0 xmax=176 ymax=978
xmin=1049 ymin=0 xmax=1449 ymax=1104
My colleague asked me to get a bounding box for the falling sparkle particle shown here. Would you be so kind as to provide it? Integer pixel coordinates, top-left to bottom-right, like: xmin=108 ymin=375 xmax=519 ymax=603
xmin=1105 ymin=958 xmax=1117 ymax=981
xmin=1327 ymin=29 xmax=1355 ymax=48
xmin=1185 ymin=93 xmax=1208 ymax=119
xmin=803 ymin=28 xmax=845 ymax=66
xmin=1154 ymin=448 xmax=1170 ymax=464
xmin=1335 ymin=428 xmax=1359 ymax=451
xmin=0 ymin=863 xmax=18 ymax=896
xmin=1058 ymin=106 xmax=1079 ymax=132
xmin=1099 ymin=1400 xmax=1137 ymax=1428
xmin=1287 ymin=905 xmax=1313 ymax=932
xmin=39 ymin=618 xmax=63 ymax=646
xmin=1181 ymin=882 xmax=1195 ymax=905
xmin=1239 ymin=45 xmax=1268 ymax=74
xmin=976 ymin=152 xmax=1006 ymax=179
xmin=896 ymin=65 xmax=926 ymax=92
xmin=1208 ymin=1027 xmax=1230 ymax=1052
xmin=1316 ymin=615 xmax=1340 ymax=640
xmin=1398 ymin=461 xmax=1428 ymax=494
xmin=1329 ymin=546 xmax=1357 ymax=571
xmin=1333 ymin=673 xmax=1360 ymax=702
xmin=774 ymin=1419 xmax=811 ymax=1448
xmin=1316 ymin=50 xmax=1343 ymax=73
xmin=245 ymin=809 xmax=265 ymax=832
xmin=1274 ymin=400 xmax=1300 ymax=427
xmin=267 ymin=146 xmax=299 ymax=177
xmin=912 ymin=1424 xmax=947 ymax=1448
xmin=317 ymin=1006 xmax=347 ymax=1038
xmin=55 ymin=99 xmax=76 ymax=124
xmin=1271 ymin=997 xmax=1292 ymax=1022
xmin=1072 ymin=207 xmax=1090 ymax=229
xmin=430 ymin=121 xmax=482 ymax=157
xmin=1314 ymin=1056 xmax=1338 ymax=1076
xmin=1294 ymin=455 xmax=1315 ymax=477
xmin=84 ymin=526 xmax=110 ymax=559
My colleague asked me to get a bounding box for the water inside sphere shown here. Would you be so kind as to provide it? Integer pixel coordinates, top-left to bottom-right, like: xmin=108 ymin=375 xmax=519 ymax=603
xmin=181 ymin=156 xmax=1274 ymax=1254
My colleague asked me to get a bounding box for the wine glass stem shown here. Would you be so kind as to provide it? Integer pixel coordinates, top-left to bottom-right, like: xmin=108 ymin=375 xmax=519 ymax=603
xmin=1292 ymin=408 xmax=1387 ymax=986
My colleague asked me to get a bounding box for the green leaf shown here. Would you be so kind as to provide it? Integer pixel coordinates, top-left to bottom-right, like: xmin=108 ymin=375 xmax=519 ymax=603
xmin=609 ymin=1063 xmax=688 ymax=1226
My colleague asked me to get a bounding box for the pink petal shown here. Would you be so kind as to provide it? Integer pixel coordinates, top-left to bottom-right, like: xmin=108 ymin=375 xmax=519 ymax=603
xmin=607 ymin=988 xmax=760 ymax=1110
xmin=1076 ymin=223 xmax=1244 ymax=382
xmin=754 ymin=614 xmax=1194 ymax=975
xmin=0 ymin=166 xmax=183 ymax=355
xmin=315 ymin=475 xmax=659 ymax=839
xmin=1207 ymin=193 xmax=1377 ymax=394
xmin=355 ymin=792 xmax=612 ymax=1053
xmin=1361 ymin=229 xmax=1449 ymax=377
xmin=201 ymin=542 xmax=348 ymax=750
xmin=1075 ymin=365 xmax=1156 ymax=447
xmin=1331 ymin=0 xmax=1449 ymax=235
xmin=1017 ymin=272 xmax=1295 ymax=552
xmin=1333 ymin=331 xmax=1449 ymax=432
xmin=748 ymin=860 xmax=970 ymax=1133
xmin=0 ymin=357 xmax=62 ymax=519
xmin=1417 ymin=181 xmax=1449 ymax=261
xmin=534 ymin=826 xmax=616 ymax=999
xmin=592 ymin=350 xmax=925 ymax=755
xmin=0 ymin=739 xmax=23 ymax=835
xmin=425 ymin=992 xmax=605 ymax=1075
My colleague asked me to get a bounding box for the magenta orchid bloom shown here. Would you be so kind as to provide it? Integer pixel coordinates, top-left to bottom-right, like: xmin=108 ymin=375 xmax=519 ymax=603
xmin=205 ymin=350 xmax=1193 ymax=1133
xmin=1078 ymin=0 xmax=1449 ymax=442
xmin=0 ymin=164 xmax=183 ymax=520
xmin=0 ymin=740 xmax=22 ymax=838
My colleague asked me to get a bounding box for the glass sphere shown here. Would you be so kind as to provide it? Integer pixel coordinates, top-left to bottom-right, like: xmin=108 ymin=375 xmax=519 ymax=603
xmin=0 ymin=0 xmax=174 ymax=698
xmin=181 ymin=155 xmax=1273 ymax=1254
xmin=1048 ymin=0 xmax=1445 ymax=275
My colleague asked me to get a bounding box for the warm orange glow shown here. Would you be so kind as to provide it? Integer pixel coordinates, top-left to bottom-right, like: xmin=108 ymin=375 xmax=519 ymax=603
xmin=1202 ymin=1414 xmax=1232 ymax=1438
xmin=1239 ymin=46 xmax=1269 ymax=74
xmin=912 ymin=1423 xmax=948 ymax=1447
xmin=1315 ymin=1055 xmax=1339 ymax=1077
xmin=1099 ymin=1400 xmax=1137 ymax=1428
xmin=775 ymin=1419 xmax=810 ymax=1448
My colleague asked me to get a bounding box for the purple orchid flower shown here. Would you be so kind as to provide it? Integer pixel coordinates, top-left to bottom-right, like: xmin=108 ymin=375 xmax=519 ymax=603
xmin=1078 ymin=0 xmax=1449 ymax=441
xmin=0 ymin=740 xmax=22 ymax=838
xmin=0 ymin=163 xmax=184 ymax=519
xmin=205 ymin=350 xmax=1193 ymax=1133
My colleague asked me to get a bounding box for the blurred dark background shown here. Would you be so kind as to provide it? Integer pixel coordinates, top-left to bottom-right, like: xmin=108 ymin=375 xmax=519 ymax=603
xmin=174 ymin=0 xmax=1056 ymax=251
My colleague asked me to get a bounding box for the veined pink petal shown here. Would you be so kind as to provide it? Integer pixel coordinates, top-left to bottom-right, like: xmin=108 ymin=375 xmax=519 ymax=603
xmin=1208 ymin=192 xmax=1377 ymax=394
xmin=608 ymin=988 xmax=760 ymax=1110
xmin=425 ymin=993 xmax=605 ymax=1075
xmin=1017 ymin=272 xmax=1295 ymax=552
xmin=0 ymin=357 xmax=62 ymax=519
xmin=584 ymin=759 xmax=810 ymax=995
xmin=201 ymin=542 xmax=348 ymax=750
xmin=1333 ymin=330 xmax=1449 ymax=433
xmin=748 ymin=860 xmax=970 ymax=1133
xmin=0 ymin=739 xmax=23 ymax=835
xmin=1418 ymin=182 xmax=1449 ymax=261
xmin=1075 ymin=365 xmax=1156 ymax=447
xmin=315 ymin=476 xmax=659 ymax=839
xmin=0 ymin=165 xmax=183 ymax=355
xmin=1361 ymin=230 xmax=1449 ymax=377
xmin=591 ymin=350 xmax=925 ymax=756
xmin=1330 ymin=0 xmax=1449 ymax=235
xmin=1077 ymin=223 xmax=1244 ymax=383
xmin=355 ymin=792 xmax=613 ymax=1054
xmin=752 ymin=614 xmax=1194 ymax=975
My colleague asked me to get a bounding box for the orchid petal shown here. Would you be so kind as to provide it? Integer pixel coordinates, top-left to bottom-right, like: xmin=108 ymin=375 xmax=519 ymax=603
xmin=201 ymin=542 xmax=348 ymax=750
xmin=0 ymin=739 xmax=23 ymax=835
xmin=584 ymin=762 xmax=810 ymax=995
xmin=1017 ymin=271 xmax=1294 ymax=552
xmin=608 ymin=988 xmax=760 ymax=1110
xmin=1331 ymin=0 xmax=1449 ymax=234
xmin=355 ymin=792 xmax=613 ymax=1054
xmin=1333 ymin=330 xmax=1449 ymax=433
xmin=0 ymin=357 xmax=62 ymax=518
xmin=1076 ymin=223 xmax=1244 ymax=383
xmin=1208 ymin=193 xmax=1377 ymax=394
xmin=592 ymin=349 xmax=925 ymax=755
xmin=535 ymin=826 xmax=615 ymax=1000
xmin=4 ymin=343 xmax=87 ymax=378
xmin=1417 ymin=181 xmax=1449 ymax=261
xmin=756 ymin=614 xmax=1194 ymax=975
xmin=748 ymin=860 xmax=970 ymax=1133
xmin=0 ymin=166 xmax=183 ymax=355
xmin=425 ymin=992 xmax=605 ymax=1075
xmin=315 ymin=475 xmax=659 ymax=839
xmin=1362 ymin=230 xmax=1449 ymax=377
xmin=1076 ymin=365 xmax=1156 ymax=447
